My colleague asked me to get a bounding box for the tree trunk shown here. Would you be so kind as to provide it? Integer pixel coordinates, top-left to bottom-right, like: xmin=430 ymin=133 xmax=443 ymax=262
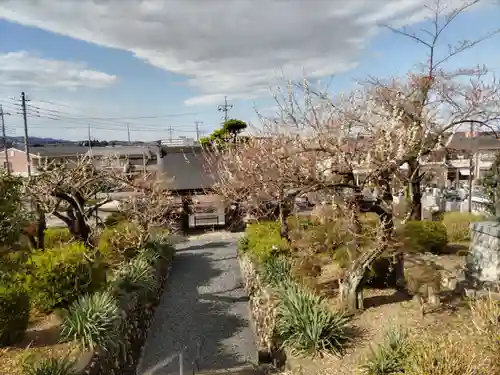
xmin=278 ymin=199 xmax=291 ymax=243
xmin=36 ymin=208 xmax=46 ymax=250
xmin=341 ymin=176 xmax=397 ymax=311
xmin=26 ymin=206 xmax=46 ymax=250
xmin=341 ymin=242 xmax=386 ymax=311
xmin=408 ymin=158 xmax=422 ymax=220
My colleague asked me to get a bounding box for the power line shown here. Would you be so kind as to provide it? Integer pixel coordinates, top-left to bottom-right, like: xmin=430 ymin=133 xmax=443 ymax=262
xmin=0 ymin=95 xmax=214 ymax=141
xmin=30 ymin=99 xmax=200 ymax=119
xmin=0 ymin=99 xmax=207 ymax=131
xmin=217 ymin=96 xmax=233 ymax=123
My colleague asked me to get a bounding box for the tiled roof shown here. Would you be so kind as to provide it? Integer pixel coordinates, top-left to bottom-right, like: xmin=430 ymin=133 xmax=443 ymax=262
xmin=447 ymin=132 xmax=500 ymax=151
xmin=157 ymin=145 xmax=217 ymax=191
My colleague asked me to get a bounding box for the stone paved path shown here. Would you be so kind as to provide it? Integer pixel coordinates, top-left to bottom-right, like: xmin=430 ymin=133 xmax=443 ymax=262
xmin=137 ymin=232 xmax=258 ymax=375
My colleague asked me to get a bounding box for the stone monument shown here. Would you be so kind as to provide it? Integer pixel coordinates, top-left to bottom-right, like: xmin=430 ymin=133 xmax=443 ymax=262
xmin=467 ymin=175 xmax=500 ymax=287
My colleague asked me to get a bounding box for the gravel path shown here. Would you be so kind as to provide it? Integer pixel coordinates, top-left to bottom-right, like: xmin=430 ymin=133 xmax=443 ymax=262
xmin=137 ymin=232 xmax=258 ymax=375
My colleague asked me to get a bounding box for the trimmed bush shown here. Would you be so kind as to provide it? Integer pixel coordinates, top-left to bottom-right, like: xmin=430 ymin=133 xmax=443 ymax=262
xmin=26 ymin=243 xmax=107 ymax=313
xmin=441 ymin=212 xmax=485 ymax=242
xmin=98 ymin=222 xmax=143 ymax=266
xmin=276 ymin=281 xmax=353 ymax=356
xmin=402 ymin=220 xmax=448 ymax=254
xmin=244 ymin=221 xmax=289 ymax=261
xmin=44 ymin=227 xmax=73 ymax=248
xmin=22 ymin=356 xmax=77 ymax=375
xmin=60 ymin=290 xmax=124 ymax=352
xmin=0 ymin=284 xmax=29 ymax=346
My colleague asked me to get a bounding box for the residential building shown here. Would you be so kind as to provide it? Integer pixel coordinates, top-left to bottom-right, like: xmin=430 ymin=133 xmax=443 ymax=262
xmin=444 ymin=131 xmax=500 ymax=186
xmin=0 ymin=145 xmax=158 ymax=176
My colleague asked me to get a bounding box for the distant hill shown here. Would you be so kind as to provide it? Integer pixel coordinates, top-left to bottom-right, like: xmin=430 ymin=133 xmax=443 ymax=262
xmin=6 ymin=136 xmax=67 ymax=147
xmin=5 ymin=137 xmax=148 ymax=148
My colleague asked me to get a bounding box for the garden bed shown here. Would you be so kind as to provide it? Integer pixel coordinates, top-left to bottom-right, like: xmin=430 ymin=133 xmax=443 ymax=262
xmin=237 ymin=212 xmax=499 ymax=375
xmin=0 ymin=226 xmax=175 ymax=375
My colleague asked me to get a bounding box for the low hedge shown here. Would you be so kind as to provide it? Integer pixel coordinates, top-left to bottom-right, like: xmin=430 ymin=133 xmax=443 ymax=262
xmin=242 ymin=221 xmax=289 ymax=261
xmin=74 ymin=239 xmax=175 ymax=374
xmin=402 ymin=220 xmax=448 ymax=254
xmin=26 ymin=243 xmax=107 ymax=313
xmin=441 ymin=212 xmax=485 ymax=243
xmin=0 ymin=284 xmax=29 ymax=346
xmin=98 ymin=222 xmax=143 ymax=266
xmin=44 ymin=227 xmax=73 ymax=248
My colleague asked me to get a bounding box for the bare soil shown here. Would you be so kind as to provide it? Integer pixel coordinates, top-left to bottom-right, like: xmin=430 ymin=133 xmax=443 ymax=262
xmin=0 ymin=311 xmax=79 ymax=375
xmin=286 ymin=244 xmax=475 ymax=375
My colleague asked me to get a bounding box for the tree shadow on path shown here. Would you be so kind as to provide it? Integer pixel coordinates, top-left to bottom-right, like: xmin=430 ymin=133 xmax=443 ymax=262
xmin=138 ymin=250 xmax=253 ymax=375
xmin=175 ymin=241 xmax=233 ymax=252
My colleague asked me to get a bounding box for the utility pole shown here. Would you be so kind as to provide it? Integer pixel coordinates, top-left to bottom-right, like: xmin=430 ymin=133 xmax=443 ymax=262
xmin=194 ymin=121 xmax=203 ymax=142
xmin=0 ymin=105 xmax=10 ymax=174
xmin=127 ymin=123 xmax=131 ymax=145
xmin=87 ymin=123 xmax=92 ymax=154
xmin=168 ymin=125 xmax=173 ymax=144
xmin=217 ymin=96 xmax=233 ymax=123
xmin=21 ymin=92 xmax=31 ymax=177
xmin=468 ymin=121 xmax=474 ymax=213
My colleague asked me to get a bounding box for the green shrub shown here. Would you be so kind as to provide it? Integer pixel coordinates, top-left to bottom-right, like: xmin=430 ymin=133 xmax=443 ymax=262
xmin=441 ymin=212 xmax=485 ymax=242
xmin=0 ymin=250 xmax=30 ymax=284
xmin=109 ymin=256 xmax=157 ymax=300
xmin=0 ymin=284 xmax=29 ymax=346
xmin=143 ymin=240 xmax=175 ymax=261
xmin=359 ymin=327 xmax=409 ymax=375
xmin=44 ymin=228 xmax=73 ymax=248
xmin=237 ymin=236 xmax=249 ymax=253
xmin=98 ymin=222 xmax=142 ymax=266
xmin=276 ymin=282 xmax=353 ymax=356
xmin=26 ymin=243 xmax=107 ymax=313
xmin=59 ymin=291 xmax=124 ymax=352
xmin=104 ymin=211 xmax=128 ymax=227
xmin=22 ymin=356 xmax=77 ymax=375
xmin=244 ymin=221 xmax=289 ymax=262
xmin=402 ymin=220 xmax=448 ymax=254
xmin=289 ymin=214 xmax=378 ymax=255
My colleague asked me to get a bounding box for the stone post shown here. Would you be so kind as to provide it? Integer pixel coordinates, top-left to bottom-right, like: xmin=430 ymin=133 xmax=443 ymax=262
xmin=467 ymin=222 xmax=500 ymax=287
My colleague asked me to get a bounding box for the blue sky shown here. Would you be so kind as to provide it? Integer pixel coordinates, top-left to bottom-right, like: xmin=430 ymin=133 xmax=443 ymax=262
xmin=0 ymin=0 xmax=498 ymax=142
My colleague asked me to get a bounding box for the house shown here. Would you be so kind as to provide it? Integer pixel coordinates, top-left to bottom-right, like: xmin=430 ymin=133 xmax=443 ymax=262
xmin=444 ymin=131 xmax=500 ymax=186
xmin=0 ymin=145 xmax=158 ymax=176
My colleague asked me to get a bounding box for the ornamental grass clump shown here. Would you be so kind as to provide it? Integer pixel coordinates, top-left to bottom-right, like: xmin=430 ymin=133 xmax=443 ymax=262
xmin=59 ymin=290 xmax=124 ymax=353
xmin=276 ymin=281 xmax=354 ymax=357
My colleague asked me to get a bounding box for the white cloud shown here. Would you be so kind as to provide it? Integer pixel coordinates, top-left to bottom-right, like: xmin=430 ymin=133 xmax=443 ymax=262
xmin=0 ymin=51 xmax=117 ymax=89
xmin=0 ymin=0 xmax=481 ymax=105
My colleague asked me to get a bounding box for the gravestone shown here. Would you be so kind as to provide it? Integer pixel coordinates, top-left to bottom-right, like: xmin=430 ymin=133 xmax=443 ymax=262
xmin=467 ymin=222 xmax=500 ymax=286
